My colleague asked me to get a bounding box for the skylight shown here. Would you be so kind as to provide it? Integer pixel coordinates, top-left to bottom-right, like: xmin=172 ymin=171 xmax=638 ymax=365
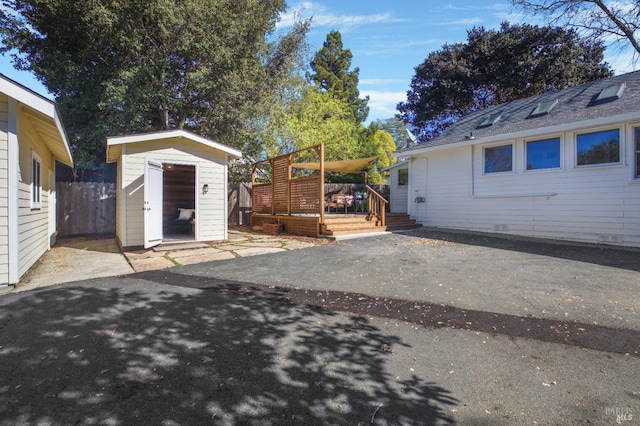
xmin=529 ymin=99 xmax=558 ymax=118
xmin=478 ymin=111 xmax=502 ymax=128
xmin=593 ymin=83 xmax=625 ymax=104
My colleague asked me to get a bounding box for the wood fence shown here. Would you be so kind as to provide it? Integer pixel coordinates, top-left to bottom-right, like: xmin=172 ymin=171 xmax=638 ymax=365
xmin=55 ymin=182 xmax=389 ymax=236
xmin=56 ymin=182 xmax=117 ymax=237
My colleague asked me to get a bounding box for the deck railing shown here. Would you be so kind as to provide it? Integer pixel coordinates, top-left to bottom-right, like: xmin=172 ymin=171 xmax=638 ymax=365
xmin=365 ymin=185 xmax=388 ymax=227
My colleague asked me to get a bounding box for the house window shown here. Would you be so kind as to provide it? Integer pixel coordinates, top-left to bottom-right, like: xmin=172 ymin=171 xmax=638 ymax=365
xmin=635 ymin=127 xmax=640 ymax=178
xmin=31 ymin=151 xmax=42 ymax=209
xmin=526 ymin=138 xmax=561 ymax=170
xmin=484 ymin=144 xmax=513 ymax=174
xmin=398 ymin=169 xmax=408 ymax=186
xmin=576 ymin=129 xmax=620 ymax=166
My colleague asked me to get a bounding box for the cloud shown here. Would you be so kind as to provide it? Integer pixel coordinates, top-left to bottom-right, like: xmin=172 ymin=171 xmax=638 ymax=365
xmin=278 ymin=1 xmax=405 ymax=31
xmin=361 ymin=90 xmax=407 ymax=121
xmin=360 ymin=78 xmax=406 ymax=86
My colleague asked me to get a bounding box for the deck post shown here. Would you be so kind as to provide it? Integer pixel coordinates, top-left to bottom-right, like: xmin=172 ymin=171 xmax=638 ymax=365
xmin=319 ymin=144 xmax=325 ymax=225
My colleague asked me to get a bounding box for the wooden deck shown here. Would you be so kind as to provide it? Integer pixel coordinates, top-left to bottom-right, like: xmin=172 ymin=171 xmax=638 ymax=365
xmin=251 ymin=213 xmax=420 ymax=238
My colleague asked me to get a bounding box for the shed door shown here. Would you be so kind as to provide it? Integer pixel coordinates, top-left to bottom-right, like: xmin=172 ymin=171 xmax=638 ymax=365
xmin=144 ymin=159 xmax=164 ymax=248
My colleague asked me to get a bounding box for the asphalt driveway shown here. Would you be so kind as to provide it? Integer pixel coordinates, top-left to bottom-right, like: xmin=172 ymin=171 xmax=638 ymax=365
xmin=0 ymin=228 xmax=637 ymax=425
xmin=177 ymin=228 xmax=640 ymax=333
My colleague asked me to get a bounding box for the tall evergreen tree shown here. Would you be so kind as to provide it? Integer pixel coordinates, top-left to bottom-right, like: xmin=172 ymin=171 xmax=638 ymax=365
xmin=397 ymin=23 xmax=612 ymax=141
xmin=307 ymin=30 xmax=369 ymax=124
xmin=0 ymin=0 xmax=309 ymax=171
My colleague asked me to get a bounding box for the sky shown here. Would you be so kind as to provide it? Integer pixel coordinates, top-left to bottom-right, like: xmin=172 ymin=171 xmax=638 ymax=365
xmin=1 ymin=0 xmax=637 ymax=124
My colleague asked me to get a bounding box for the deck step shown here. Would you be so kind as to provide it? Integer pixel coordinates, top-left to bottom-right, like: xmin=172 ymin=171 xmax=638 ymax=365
xmin=384 ymin=213 xmax=421 ymax=232
xmin=320 ymin=214 xmax=380 ymax=236
xmin=320 ymin=213 xmax=420 ymax=236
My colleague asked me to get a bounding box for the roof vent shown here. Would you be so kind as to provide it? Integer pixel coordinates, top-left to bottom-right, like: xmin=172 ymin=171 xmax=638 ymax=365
xmin=529 ymin=99 xmax=558 ymax=118
xmin=591 ymin=83 xmax=625 ymax=105
xmin=477 ymin=111 xmax=502 ymax=128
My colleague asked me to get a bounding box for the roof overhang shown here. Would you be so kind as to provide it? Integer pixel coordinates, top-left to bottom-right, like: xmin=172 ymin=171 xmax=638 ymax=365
xmin=106 ymin=129 xmax=242 ymax=163
xmin=395 ymin=111 xmax=640 ymax=158
xmin=381 ymin=160 xmax=410 ymax=172
xmin=1 ymin=74 xmax=73 ymax=167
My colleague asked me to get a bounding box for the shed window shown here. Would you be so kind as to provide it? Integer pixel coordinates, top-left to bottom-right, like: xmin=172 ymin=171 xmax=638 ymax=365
xmin=526 ymin=138 xmax=560 ymax=170
xmin=398 ymin=169 xmax=408 ymax=186
xmin=576 ymin=129 xmax=620 ymax=166
xmin=484 ymin=144 xmax=513 ymax=174
xmin=31 ymin=151 xmax=42 ymax=209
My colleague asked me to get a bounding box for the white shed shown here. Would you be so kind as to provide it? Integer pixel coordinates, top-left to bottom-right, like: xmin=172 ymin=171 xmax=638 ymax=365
xmin=0 ymin=74 xmax=74 ymax=286
xmin=106 ymin=130 xmax=242 ymax=249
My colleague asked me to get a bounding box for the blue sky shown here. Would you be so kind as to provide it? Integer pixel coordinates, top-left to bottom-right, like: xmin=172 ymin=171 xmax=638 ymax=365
xmin=1 ymin=0 xmax=637 ymax=123
xmin=280 ymin=1 xmax=638 ymax=123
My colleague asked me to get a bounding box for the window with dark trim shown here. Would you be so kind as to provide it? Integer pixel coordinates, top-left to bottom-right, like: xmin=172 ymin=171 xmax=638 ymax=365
xmin=398 ymin=169 xmax=408 ymax=186
xmin=31 ymin=151 xmax=42 ymax=208
xmin=526 ymin=138 xmax=561 ymax=170
xmin=484 ymin=144 xmax=513 ymax=174
xmin=576 ymin=129 xmax=620 ymax=166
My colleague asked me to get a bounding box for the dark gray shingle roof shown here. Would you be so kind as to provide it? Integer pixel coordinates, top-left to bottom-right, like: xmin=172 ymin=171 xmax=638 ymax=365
xmin=401 ymin=70 xmax=640 ymax=152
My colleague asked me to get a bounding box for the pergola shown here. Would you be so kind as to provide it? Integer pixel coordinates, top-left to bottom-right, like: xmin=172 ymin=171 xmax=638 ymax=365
xmin=250 ymin=144 xmax=384 ymax=236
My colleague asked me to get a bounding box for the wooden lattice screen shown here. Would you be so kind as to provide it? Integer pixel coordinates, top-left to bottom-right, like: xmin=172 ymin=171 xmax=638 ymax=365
xmin=272 ymin=155 xmax=290 ymax=214
xmin=251 ymin=145 xmax=324 ymax=217
xmin=252 ymin=183 xmax=272 ymax=214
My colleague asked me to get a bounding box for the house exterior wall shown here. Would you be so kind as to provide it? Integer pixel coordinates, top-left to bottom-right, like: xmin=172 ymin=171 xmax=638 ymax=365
xmin=119 ymin=138 xmax=227 ymax=248
xmin=410 ymin=122 xmax=640 ymax=248
xmin=409 ymin=158 xmax=429 ymax=221
xmin=0 ymin=94 xmax=9 ymax=283
xmin=389 ymin=164 xmax=408 ymax=213
xmin=16 ymin=106 xmax=55 ymax=278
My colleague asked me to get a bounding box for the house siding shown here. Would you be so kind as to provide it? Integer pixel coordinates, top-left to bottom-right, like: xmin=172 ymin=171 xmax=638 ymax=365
xmin=16 ymin=107 xmax=54 ymax=278
xmin=0 ymin=94 xmax=9 ymax=283
xmin=411 ymin=124 xmax=640 ymax=248
xmin=121 ymin=138 xmax=227 ymax=247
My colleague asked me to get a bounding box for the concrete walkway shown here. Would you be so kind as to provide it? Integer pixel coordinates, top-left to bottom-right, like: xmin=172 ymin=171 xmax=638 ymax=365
xmin=14 ymin=229 xmax=325 ymax=293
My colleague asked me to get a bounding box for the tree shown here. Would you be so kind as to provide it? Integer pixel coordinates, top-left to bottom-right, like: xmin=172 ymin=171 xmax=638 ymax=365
xmin=375 ymin=118 xmax=417 ymax=150
xmin=307 ymin=30 xmax=369 ymax=124
xmin=287 ymin=87 xmax=364 ymax=162
xmin=397 ymin=23 xmax=612 ymax=140
xmin=363 ymin=129 xmax=396 ymax=184
xmin=0 ymin=0 xmax=309 ymax=174
xmin=511 ymin=0 xmax=640 ymax=58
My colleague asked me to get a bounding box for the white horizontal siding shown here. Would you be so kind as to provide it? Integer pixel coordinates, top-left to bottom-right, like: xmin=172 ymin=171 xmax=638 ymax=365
xmin=16 ymin=108 xmax=54 ymax=278
xmin=0 ymin=94 xmax=8 ymax=284
xmin=412 ymin=125 xmax=640 ymax=248
xmin=121 ymin=138 xmax=227 ymax=246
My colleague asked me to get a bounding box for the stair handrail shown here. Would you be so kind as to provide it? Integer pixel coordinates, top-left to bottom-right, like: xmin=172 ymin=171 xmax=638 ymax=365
xmin=365 ymin=185 xmax=388 ymax=227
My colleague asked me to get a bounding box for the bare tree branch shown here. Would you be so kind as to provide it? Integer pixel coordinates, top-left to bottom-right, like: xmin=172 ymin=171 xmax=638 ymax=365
xmin=512 ymin=0 xmax=640 ymax=57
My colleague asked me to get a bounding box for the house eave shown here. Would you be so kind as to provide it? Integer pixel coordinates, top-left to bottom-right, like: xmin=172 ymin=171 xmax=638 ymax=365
xmin=1 ymin=74 xmax=74 ymax=167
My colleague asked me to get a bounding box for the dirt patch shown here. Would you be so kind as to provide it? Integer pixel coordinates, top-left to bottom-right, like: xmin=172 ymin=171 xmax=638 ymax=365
xmin=229 ymin=225 xmax=336 ymax=246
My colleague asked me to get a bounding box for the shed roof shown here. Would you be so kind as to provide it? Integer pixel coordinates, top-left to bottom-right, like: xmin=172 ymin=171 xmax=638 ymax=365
xmin=399 ymin=69 xmax=640 ymax=156
xmin=0 ymin=74 xmax=73 ymax=167
xmin=106 ymin=129 xmax=242 ymax=163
